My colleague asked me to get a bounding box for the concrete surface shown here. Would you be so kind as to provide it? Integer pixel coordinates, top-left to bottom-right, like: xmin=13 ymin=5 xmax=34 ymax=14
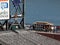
xmin=0 ymin=29 xmax=60 ymax=45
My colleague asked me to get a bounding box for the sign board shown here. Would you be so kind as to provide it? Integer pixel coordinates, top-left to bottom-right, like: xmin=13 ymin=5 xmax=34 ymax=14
xmin=0 ymin=0 xmax=9 ymax=20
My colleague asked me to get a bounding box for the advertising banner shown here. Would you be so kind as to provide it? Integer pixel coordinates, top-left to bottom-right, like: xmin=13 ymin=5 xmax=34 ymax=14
xmin=0 ymin=0 xmax=9 ymax=20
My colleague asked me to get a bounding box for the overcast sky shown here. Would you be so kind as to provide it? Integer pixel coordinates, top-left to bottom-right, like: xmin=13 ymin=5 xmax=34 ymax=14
xmin=25 ymin=0 xmax=60 ymax=25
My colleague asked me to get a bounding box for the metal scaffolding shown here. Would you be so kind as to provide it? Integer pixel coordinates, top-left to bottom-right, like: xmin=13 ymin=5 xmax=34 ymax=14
xmin=0 ymin=0 xmax=24 ymax=30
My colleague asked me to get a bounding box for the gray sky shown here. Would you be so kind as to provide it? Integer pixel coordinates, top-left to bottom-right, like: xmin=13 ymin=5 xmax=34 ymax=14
xmin=25 ymin=0 xmax=60 ymax=25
